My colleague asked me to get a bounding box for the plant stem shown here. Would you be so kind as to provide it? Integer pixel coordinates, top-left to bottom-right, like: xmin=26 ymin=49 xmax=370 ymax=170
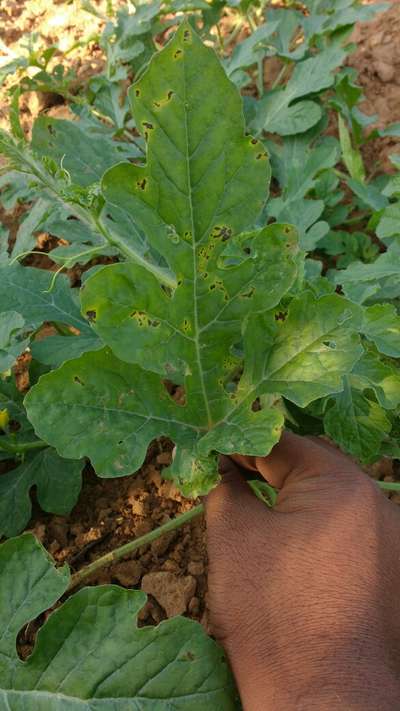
xmin=223 ymin=19 xmax=244 ymax=49
xmin=377 ymin=481 xmax=400 ymax=492
xmin=0 ymin=439 xmax=48 ymax=455
xmin=271 ymin=62 xmax=289 ymax=90
xmin=69 ymin=503 xmax=205 ymax=589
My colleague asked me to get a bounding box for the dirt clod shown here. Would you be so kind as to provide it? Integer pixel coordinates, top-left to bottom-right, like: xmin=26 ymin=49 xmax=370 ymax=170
xmin=141 ymin=571 xmax=197 ymax=618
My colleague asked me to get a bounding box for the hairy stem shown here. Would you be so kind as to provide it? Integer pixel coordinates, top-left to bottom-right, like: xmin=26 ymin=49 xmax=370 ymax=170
xmin=377 ymin=481 xmax=400 ymax=492
xmin=0 ymin=439 xmax=48 ymax=455
xmin=69 ymin=503 xmax=204 ymax=589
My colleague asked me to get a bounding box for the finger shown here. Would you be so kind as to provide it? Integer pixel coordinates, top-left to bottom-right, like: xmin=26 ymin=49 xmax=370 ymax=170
xmin=254 ymin=431 xmax=358 ymax=490
xmin=230 ymin=453 xmax=259 ymax=473
xmin=206 ymin=456 xmax=267 ymax=535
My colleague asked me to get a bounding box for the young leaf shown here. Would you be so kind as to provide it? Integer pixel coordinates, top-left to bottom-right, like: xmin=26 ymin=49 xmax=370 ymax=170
xmin=0 ymin=449 xmax=83 ymax=537
xmin=0 ymin=534 xmax=239 ymax=709
xmin=324 ymin=379 xmax=392 ymax=463
xmin=31 ymin=116 xmax=138 ymax=186
xmin=0 ymin=264 xmax=89 ymax=332
xmin=363 ymin=304 xmax=400 ymax=358
xmin=25 ymin=25 xmax=364 ymax=496
xmin=252 ymin=47 xmax=346 ymax=136
xmin=338 ymin=115 xmax=365 ymax=182
xmin=334 ymin=247 xmax=400 ymax=304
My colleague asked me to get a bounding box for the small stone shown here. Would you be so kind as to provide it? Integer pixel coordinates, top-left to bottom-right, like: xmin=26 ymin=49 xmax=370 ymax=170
xmin=141 ymin=571 xmax=196 ymax=617
xmin=112 ymin=560 xmax=143 ymax=587
xmin=188 ymin=561 xmax=204 ymax=576
xmin=188 ymin=596 xmax=200 ymax=615
xmin=375 ymin=61 xmax=394 ymax=83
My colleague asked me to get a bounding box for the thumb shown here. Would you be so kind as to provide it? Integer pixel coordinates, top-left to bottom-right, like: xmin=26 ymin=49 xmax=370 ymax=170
xmin=205 ymin=456 xmax=269 ymax=541
xmin=254 ymin=431 xmax=359 ymax=490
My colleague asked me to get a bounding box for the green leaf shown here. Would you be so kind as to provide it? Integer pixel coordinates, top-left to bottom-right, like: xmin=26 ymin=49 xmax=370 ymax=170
xmin=255 ymin=95 xmax=322 ymax=136
xmin=334 ymin=247 xmax=400 ymax=304
xmin=80 ymin=224 xmax=298 ymax=375
xmin=267 ymin=133 xmax=339 ymax=204
xmin=252 ymin=47 xmax=346 ymax=136
xmin=347 ymin=178 xmax=388 ymax=211
xmin=30 ymin=332 xmax=103 ymax=367
xmin=11 ymin=197 xmax=53 ymax=259
xmin=25 ymin=25 xmax=364 ymax=494
xmin=0 ymin=534 xmax=238 ymax=709
xmin=338 ymin=115 xmax=365 ymax=182
xmin=363 ymin=304 xmax=400 ymax=358
xmin=268 ymin=197 xmax=328 ymax=250
xmin=31 ymin=117 xmax=137 ymax=186
xmin=0 ymin=449 xmax=83 ymax=537
xmin=376 ymin=203 xmax=400 ymax=243
xmin=241 ymin=291 xmax=363 ymax=407
xmin=0 ymin=311 xmax=29 ymax=372
xmin=351 ymin=352 xmax=400 ymax=410
xmin=0 ymin=264 xmax=92 ymax=333
xmin=324 ymin=378 xmax=392 ymax=463
xmin=225 ymin=21 xmax=280 ymax=75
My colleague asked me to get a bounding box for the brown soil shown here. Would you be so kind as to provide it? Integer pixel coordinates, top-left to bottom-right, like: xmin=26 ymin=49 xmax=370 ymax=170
xmin=348 ymin=1 xmax=400 ymax=172
xmin=26 ymin=442 xmax=208 ymax=628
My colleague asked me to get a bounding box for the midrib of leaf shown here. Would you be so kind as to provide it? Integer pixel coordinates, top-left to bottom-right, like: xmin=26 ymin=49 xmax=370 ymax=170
xmin=182 ymin=53 xmax=212 ymax=429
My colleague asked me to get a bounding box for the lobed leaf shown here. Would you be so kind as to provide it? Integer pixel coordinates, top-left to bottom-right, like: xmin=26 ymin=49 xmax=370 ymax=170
xmin=0 ymin=449 xmax=83 ymax=537
xmin=0 ymin=534 xmax=238 ymax=709
xmin=25 ymin=24 xmax=366 ymax=495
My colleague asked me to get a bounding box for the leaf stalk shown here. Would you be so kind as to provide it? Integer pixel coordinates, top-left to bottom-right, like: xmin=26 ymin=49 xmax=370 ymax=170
xmin=69 ymin=503 xmax=204 ymax=589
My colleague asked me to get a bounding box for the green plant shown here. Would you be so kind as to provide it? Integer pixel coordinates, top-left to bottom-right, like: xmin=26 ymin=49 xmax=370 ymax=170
xmin=17 ymin=22 xmax=374 ymax=495
xmin=1 ymin=4 xmax=400 ymax=707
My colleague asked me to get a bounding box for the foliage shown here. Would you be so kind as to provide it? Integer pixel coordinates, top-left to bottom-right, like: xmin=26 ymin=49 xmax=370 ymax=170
xmin=16 ymin=23 xmax=371 ymax=498
xmin=0 ymin=533 xmax=238 ymax=709
xmin=0 ymin=2 xmax=400 ymax=707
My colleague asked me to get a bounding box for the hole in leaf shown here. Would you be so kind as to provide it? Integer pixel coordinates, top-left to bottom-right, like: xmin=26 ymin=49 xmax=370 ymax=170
xmin=106 ymin=213 xmax=115 ymax=222
xmin=275 ymin=311 xmax=287 ymax=322
xmin=213 ymin=225 xmax=232 ymax=242
xmin=167 ymin=90 xmax=174 ymax=100
xmin=182 ymin=318 xmax=191 ymax=333
xmin=137 ymin=178 xmax=147 ymax=191
xmin=243 ymin=247 xmax=251 ymax=255
xmin=323 ymin=341 xmax=336 ymax=349
xmin=135 ymin=89 xmax=140 ymax=97
xmin=142 ymin=121 xmax=154 ymax=130
xmin=252 ymin=398 xmax=261 ymax=412
xmin=256 ymin=152 xmax=267 ymax=160
xmin=47 ymin=124 xmax=55 ymax=135
xmin=183 ymin=29 xmax=190 ymax=40
xmin=74 ymin=376 xmax=85 ymax=386
xmin=174 ymin=49 xmax=183 ymax=59
xmin=240 ymin=287 xmax=255 ymax=299
xmin=250 ymin=138 xmax=257 ymax=145
xmin=86 ymin=310 xmax=96 ymax=322
xmin=163 ymin=380 xmax=186 ymax=406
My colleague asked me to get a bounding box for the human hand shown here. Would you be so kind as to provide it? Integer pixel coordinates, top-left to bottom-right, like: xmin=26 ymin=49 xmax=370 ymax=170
xmin=206 ymin=433 xmax=400 ymax=710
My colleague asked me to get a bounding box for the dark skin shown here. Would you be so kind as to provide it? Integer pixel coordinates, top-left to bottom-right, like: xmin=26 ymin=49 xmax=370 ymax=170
xmin=205 ymin=433 xmax=400 ymax=710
